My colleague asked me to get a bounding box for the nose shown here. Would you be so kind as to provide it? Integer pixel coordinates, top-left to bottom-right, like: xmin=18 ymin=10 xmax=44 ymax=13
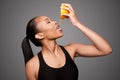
xmin=53 ymin=21 xmax=57 ymax=24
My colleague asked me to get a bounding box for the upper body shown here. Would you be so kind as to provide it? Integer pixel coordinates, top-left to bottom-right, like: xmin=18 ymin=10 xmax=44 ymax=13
xmin=25 ymin=3 xmax=112 ymax=80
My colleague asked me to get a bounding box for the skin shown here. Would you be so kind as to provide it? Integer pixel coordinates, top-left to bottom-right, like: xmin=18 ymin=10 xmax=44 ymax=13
xmin=25 ymin=3 xmax=112 ymax=80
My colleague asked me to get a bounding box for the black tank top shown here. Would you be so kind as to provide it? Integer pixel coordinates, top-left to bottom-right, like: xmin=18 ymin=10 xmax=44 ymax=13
xmin=37 ymin=46 xmax=78 ymax=80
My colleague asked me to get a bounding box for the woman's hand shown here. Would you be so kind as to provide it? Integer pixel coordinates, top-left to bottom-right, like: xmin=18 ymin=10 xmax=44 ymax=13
xmin=61 ymin=3 xmax=79 ymax=26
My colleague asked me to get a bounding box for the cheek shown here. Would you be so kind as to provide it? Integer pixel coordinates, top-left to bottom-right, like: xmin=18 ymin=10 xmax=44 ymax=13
xmin=45 ymin=30 xmax=63 ymax=39
xmin=42 ymin=25 xmax=55 ymax=34
xmin=37 ymin=22 xmax=52 ymax=32
xmin=42 ymin=25 xmax=53 ymax=32
xmin=45 ymin=29 xmax=56 ymax=36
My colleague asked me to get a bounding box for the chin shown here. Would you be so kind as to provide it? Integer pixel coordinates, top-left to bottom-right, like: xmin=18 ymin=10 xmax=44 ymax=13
xmin=56 ymin=34 xmax=64 ymax=39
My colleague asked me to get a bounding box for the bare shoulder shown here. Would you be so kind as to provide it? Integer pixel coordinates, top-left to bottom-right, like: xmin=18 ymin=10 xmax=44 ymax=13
xmin=26 ymin=55 xmax=39 ymax=68
xmin=25 ymin=55 xmax=39 ymax=79
xmin=63 ymin=43 xmax=78 ymax=59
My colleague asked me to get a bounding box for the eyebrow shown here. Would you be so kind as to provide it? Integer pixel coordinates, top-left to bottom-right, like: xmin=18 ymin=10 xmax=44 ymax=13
xmin=44 ymin=18 xmax=50 ymax=21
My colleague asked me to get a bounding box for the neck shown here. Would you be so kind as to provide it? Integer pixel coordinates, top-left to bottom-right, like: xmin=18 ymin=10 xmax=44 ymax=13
xmin=41 ymin=40 xmax=60 ymax=55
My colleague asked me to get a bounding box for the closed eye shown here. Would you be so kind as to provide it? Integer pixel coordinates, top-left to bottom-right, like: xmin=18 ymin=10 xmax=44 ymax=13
xmin=47 ymin=21 xmax=50 ymax=24
xmin=44 ymin=17 xmax=51 ymax=24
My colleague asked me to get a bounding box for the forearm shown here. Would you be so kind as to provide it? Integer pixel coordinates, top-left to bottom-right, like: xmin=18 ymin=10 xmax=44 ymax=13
xmin=62 ymin=3 xmax=112 ymax=56
xmin=74 ymin=22 xmax=112 ymax=54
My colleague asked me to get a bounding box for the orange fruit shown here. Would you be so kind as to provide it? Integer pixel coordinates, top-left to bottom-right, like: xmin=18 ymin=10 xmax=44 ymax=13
xmin=60 ymin=4 xmax=70 ymax=19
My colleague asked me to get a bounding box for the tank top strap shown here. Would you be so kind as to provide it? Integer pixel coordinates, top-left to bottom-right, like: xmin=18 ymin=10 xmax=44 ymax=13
xmin=60 ymin=46 xmax=73 ymax=61
xmin=38 ymin=51 xmax=46 ymax=69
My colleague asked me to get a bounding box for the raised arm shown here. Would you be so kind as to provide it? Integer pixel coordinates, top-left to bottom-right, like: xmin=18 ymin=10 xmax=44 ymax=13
xmin=62 ymin=3 xmax=112 ymax=57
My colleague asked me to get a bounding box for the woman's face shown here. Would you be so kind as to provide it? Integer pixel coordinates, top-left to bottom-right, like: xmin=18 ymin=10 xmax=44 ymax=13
xmin=35 ymin=16 xmax=63 ymax=40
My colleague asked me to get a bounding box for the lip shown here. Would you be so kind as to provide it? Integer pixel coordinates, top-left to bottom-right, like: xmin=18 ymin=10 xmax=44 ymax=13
xmin=57 ymin=27 xmax=62 ymax=32
xmin=56 ymin=25 xmax=62 ymax=32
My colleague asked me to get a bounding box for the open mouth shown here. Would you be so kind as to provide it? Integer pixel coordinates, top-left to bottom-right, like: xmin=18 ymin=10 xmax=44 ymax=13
xmin=56 ymin=25 xmax=62 ymax=32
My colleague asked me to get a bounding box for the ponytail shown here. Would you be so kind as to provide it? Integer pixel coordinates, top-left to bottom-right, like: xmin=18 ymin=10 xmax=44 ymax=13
xmin=21 ymin=37 xmax=34 ymax=65
xmin=21 ymin=16 xmax=42 ymax=65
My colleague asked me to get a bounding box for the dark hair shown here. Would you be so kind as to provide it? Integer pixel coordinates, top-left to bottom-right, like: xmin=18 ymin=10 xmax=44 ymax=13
xmin=21 ymin=37 xmax=34 ymax=64
xmin=26 ymin=17 xmax=42 ymax=47
xmin=21 ymin=17 xmax=42 ymax=64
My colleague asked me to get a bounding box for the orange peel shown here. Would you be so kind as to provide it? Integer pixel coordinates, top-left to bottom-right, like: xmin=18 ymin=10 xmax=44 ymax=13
xmin=60 ymin=4 xmax=70 ymax=19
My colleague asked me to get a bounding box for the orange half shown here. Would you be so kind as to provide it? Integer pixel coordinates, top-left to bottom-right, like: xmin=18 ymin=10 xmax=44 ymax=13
xmin=60 ymin=4 xmax=70 ymax=19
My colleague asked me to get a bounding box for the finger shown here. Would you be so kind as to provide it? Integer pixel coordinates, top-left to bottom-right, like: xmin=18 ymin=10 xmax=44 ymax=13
xmin=62 ymin=7 xmax=72 ymax=13
xmin=61 ymin=3 xmax=74 ymax=12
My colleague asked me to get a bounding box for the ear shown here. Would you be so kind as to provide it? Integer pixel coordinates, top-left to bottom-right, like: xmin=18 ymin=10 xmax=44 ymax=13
xmin=35 ymin=33 xmax=44 ymax=40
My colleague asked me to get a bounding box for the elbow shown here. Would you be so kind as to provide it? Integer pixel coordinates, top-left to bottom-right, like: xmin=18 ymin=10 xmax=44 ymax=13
xmin=106 ymin=48 xmax=113 ymax=55
xmin=103 ymin=47 xmax=113 ymax=55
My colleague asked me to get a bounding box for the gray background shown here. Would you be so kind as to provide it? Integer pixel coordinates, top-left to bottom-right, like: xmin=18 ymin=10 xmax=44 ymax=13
xmin=0 ymin=0 xmax=120 ymax=80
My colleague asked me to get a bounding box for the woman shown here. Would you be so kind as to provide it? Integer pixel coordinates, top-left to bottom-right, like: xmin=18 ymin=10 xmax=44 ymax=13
xmin=22 ymin=3 xmax=112 ymax=80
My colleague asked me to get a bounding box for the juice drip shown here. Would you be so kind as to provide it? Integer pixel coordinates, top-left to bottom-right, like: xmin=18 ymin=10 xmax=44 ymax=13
xmin=59 ymin=3 xmax=69 ymax=26
xmin=59 ymin=18 xmax=62 ymax=27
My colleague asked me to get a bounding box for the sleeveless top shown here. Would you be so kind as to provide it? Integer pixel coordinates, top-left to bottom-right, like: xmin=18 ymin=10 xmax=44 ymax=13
xmin=37 ymin=46 xmax=78 ymax=80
